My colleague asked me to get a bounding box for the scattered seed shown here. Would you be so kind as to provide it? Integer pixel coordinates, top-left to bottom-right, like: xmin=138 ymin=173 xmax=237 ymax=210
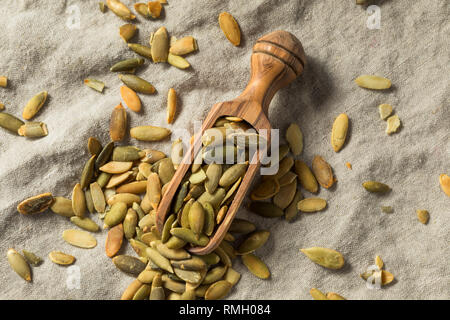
xmin=168 ymin=53 xmax=190 ymax=69
xmin=80 ymin=155 xmax=96 ymax=190
xmin=241 ymin=253 xmax=270 ymax=279
xmin=48 ymin=251 xmax=76 ymax=266
xmin=121 ymin=279 xmax=143 ymax=300
xmin=386 ymin=115 xmax=401 ymax=134
xmin=110 ymin=103 xmax=127 ymax=142
xmin=237 ymin=230 xmax=270 ymax=255
xmin=17 ymin=192 xmax=53 ymax=215
xmin=22 ymin=250 xmax=42 ymax=266
xmin=170 ymin=36 xmax=197 ymax=56
xmin=355 ymin=75 xmax=391 ymax=90
xmin=294 ymin=160 xmax=319 ymax=193
xmin=439 ymin=174 xmax=450 ymax=197
xmin=148 ymin=1 xmax=162 ymax=18
xmin=150 ymin=27 xmax=169 ymax=62
xmin=297 ymin=198 xmax=327 ymax=213
xmin=106 ymin=0 xmax=135 ymax=20
xmin=300 ymin=247 xmax=345 ymax=269
xmin=127 ymin=43 xmax=153 ymax=60
xmin=120 ymin=86 xmax=141 ymax=112
xmin=22 ymin=91 xmax=48 ymax=120
xmin=0 ymin=112 xmax=24 ymax=134
xmin=346 ymin=162 xmax=352 ymax=170
xmin=170 ymin=228 xmax=209 ymax=247
xmin=285 ymin=123 xmax=303 ymax=155
xmin=130 ymin=125 xmax=171 ymax=141
xmin=18 ymin=122 xmax=48 ymax=138
xmin=105 ymin=224 xmax=124 ymax=257
xmin=134 ymin=3 xmax=149 ymax=17
xmin=167 ymin=88 xmax=177 ymax=124
xmin=331 ymin=113 xmax=349 ymax=152
xmin=205 ymin=280 xmax=232 ymax=300
xmin=110 ymin=58 xmax=144 ymax=72
xmin=218 ymin=12 xmax=241 ymax=46
xmin=84 ymin=79 xmax=105 ymax=93
xmin=104 ymin=202 xmax=128 ymax=228
xmin=416 ymin=209 xmax=430 ymax=224
xmin=147 ymin=172 xmax=162 ymax=210
xmin=312 ymin=155 xmax=335 ymax=189
xmin=87 ymin=137 xmax=102 ymax=156
xmin=375 ymin=255 xmax=384 ymax=269
xmin=107 ymin=193 xmax=141 ymax=207
xmin=378 ymin=104 xmax=393 ymax=120
xmin=7 ymin=249 xmax=31 ymax=281
xmin=249 ymin=201 xmax=284 ymax=218
xmin=0 ymin=76 xmax=7 ymax=87
xmin=95 ymin=141 xmax=114 ymax=170
xmin=229 ymin=218 xmax=256 ymax=234
xmin=250 ymin=178 xmax=280 ymax=201
xmin=112 ymin=255 xmax=146 ymax=275
xmin=62 ymin=229 xmax=97 ymax=249
xmin=70 ymin=216 xmax=100 ymax=232
xmin=310 ymin=288 xmax=328 ymax=300
xmin=362 ymin=181 xmax=391 ymax=193
xmin=119 ymin=23 xmax=136 ymax=43
xmin=273 ymin=180 xmax=297 ymax=210
xmin=50 ymin=197 xmax=75 ymax=217
xmin=285 ymin=189 xmax=303 ymax=222
xmin=119 ymin=74 xmax=155 ymax=94
xmin=99 ymin=2 xmax=106 ymax=12
xmin=381 ymin=206 xmax=394 ymax=214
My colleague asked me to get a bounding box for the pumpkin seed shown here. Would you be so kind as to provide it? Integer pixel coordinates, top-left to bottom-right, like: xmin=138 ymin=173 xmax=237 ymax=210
xmin=22 ymin=250 xmax=42 ymax=266
xmin=84 ymin=189 xmax=94 ymax=212
xmin=218 ymin=12 xmax=241 ymax=46
xmin=110 ymin=58 xmax=144 ymax=72
xmin=294 ymin=160 xmax=319 ymax=193
xmin=205 ymin=163 xmax=222 ymax=194
xmin=224 ymin=267 xmax=241 ymax=286
xmin=141 ymin=149 xmax=166 ymax=164
xmin=121 ymin=279 xmax=143 ymax=300
xmin=439 ymin=174 xmax=450 ymax=197
xmin=170 ymin=228 xmax=209 ymax=247
xmin=286 ymin=123 xmax=303 ymax=156
xmin=0 ymin=112 xmax=24 ymax=134
xmin=119 ymin=23 xmax=136 ymax=43
xmin=137 ymin=269 xmax=159 ymax=283
xmin=84 ymin=79 xmax=104 ymax=93
xmin=71 ymin=184 xmax=86 ymax=218
xmin=173 ymin=181 xmax=189 ymax=214
xmin=205 ymin=280 xmax=232 ymax=300
xmin=113 ymin=255 xmax=146 ymax=275
xmin=161 ymin=214 xmax=176 ymax=243
xmin=216 ymin=205 xmax=228 ymax=224
xmin=109 ymin=103 xmax=127 ymax=142
xmin=48 ymin=251 xmax=75 ymax=266
xmin=17 ymin=192 xmax=53 ymax=215
xmin=331 ymin=113 xmax=349 ymax=152
xmin=7 ymin=249 xmax=31 ymax=281
xmin=107 ymin=193 xmax=141 ymax=206
xmin=120 ymin=86 xmax=141 ymax=113
xmin=285 ymin=190 xmax=303 ymax=221
xmin=386 ymin=115 xmax=401 ymax=134
xmin=170 ymin=36 xmax=197 ymax=56
xmin=189 ymin=201 xmax=205 ymax=237
xmin=158 ymin=158 xmax=175 ymax=185
xmin=150 ymin=26 xmax=169 ymax=62
xmin=310 ymin=288 xmax=328 ymax=300
xmin=278 ymin=171 xmax=297 ymax=187
xmin=100 ymin=161 xmax=133 ymax=174
xmin=326 ymin=292 xmax=346 ymax=300
xmin=375 ymin=255 xmax=384 ymax=269
xmin=0 ymin=76 xmax=7 ymax=87
xmin=147 ymin=1 xmax=162 ymax=18
xmin=95 ymin=141 xmax=114 ymax=170
xmin=203 ymin=265 xmax=228 ymax=284
xmin=106 ymin=0 xmax=135 ymax=20
xmin=171 ymin=256 xmax=207 ymax=271
xmin=22 ymin=91 xmax=47 ymax=120
xmin=130 ymin=239 xmax=149 ymax=257
xmin=202 ymin=202 xmax=215 ymax=236
xmin=241 ymin=253 xmax=270 ymax=279
xmin=249 ymin=201 xmax=284 ymax=218
xmin=154 ymin=241 xmax=190 ymax=260
xmin=162 ymin=274 xmax=185 ymax=293
xmin=273 ymin=180 xmax=297 ymax=210
xmin=105 ymin=224 xmax=124 ymax=257
xmin=381 ymin=270 xmax=394 ymax=285
xmin=146 ymin=247 xmax=173 ymax=273
xmin=416 ymin=209 xmax=430 ymax=224
xmin=17 ymin=122 xmax=48 ymax=138
xmin=219 ymin=162 xmax=247 ymax=187
xmin=362 ymin=181 xmax=391 ymax=193
xmin=138 ymin=211 xmax=155 ymax=229
xmin=355 ymin=75 xmax=391 ymax=90
xmin=87 ymin=137 xmax=102 ymax=156
xmin=312 ymin=155 xmax=335 ymax=189
xmin=116 ymin=181 xmax=147 ymax=194
xmin=150 ymin=274 xmax=165 ymax=300
xmin=80 ymin=155 xmax=96 ymax=190
xmin=165 ymin=237 xmax=185 ymax=251
xmin=168 ymin=53 xmax=190 ymax=69
xmin=130 ymin=125 xmax=171 ymax=141
xmin=198 ymin=253 xmax=220 ymax=266
xmin=123 ymin=208 xmax=137 ymax=239
xmin=70 ymin=216 xmax=99 ymax=232
xmin=381 ymin=206 xmax=394 ymax=214
xmin=174 ymin=268 xmax=203 ymax=284
xmin=378 ymin=104 xmax=393 ymax=120
xmin=189 ymin=169 xmax=207 ymax=184
xmin=185 ymin=184 xmax=205 ymax=201
xmin=297 ymin=198 xmax=327 ymax=212
xmin=49 ymin=197 xmax=74 ymax=217
xmin=198 ymin=188 xmax=226 ymax=211
xmin=300 ymin=247 xmax=345 ymax=269
xmin=127 ymin=43 xmax=153 ymax=60
xmin=105 ymin=171 xmax=132 ymax=188
xmin=62 ymin=229 xmax=97 ymax=248
xmin=104 ymin=202 xmax=127 ymax=228
xmin=119 ymin=74 xmax=155 ymax=94
xmin=214 ymin=246 xmax=232 ymax=267
xmin=132 ymin=284 xmax=150 ymax=300
xmin=146 ymin=172 xmax=161 ymax=210
xmin=229 ymin=218 xmax=256 ymax=234
xmin=237 ymin=230 xmax=270 ymax=255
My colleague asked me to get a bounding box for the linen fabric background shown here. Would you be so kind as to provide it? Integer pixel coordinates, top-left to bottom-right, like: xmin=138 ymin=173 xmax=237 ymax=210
xmin=0 ymin=0 xmax=448 ymax=300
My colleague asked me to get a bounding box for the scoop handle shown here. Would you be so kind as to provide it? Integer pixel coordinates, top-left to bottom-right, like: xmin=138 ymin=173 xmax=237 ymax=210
xmin=236 ymin=30 xmax=306 ymax=116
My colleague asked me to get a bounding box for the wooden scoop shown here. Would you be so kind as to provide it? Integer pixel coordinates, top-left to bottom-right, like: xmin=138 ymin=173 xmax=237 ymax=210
xmin=156 ymin=30 xmax=306 ymax=255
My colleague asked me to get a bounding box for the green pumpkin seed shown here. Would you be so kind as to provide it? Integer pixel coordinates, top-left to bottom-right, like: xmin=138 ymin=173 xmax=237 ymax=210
xmin=22 ymin=250 xmax=42 ymax=266
xmin=221 ymin=177 xmax=242 ymax=206
xmin=130 ymin=126 xmax=171 ymax=141
xmin=205 ymin=280 xmax=232 ymax=300
xmin=112 ymin=146 xmax=142 ymax=162
xmin=72 ymin=184 xmax=86 ymax=218
xmin=137 ymin=270 xmax=159 ymax=284
xmin=229 ymin=218 xmax=256 ymax=234
xmin=165 ymin=235 xmax=187 ymax=249
xmin=17 ymin=121 xmax=48 ymax=138
xmin=273 ymin=180 xmax=297 ymax=210
xmin=171 ymin=256 xmax=207 ymax=271
xmin=89 ymin=182 xmax=106 ymax=213
xmin=80 ymin=155 xmax=96 ymax=190
xmin=195 ymin=285 xmax=209 ymax=298
xmin=85 ymin=189 xmax=95 ymax=214
xmin=154 ymin=240 xmax=190 ymax=260
xmin=145 ymin=247 xmax=174 ymax=273
xmin=70 ymin=216 xmax=99 ymax=232
xmin=162 ymin=274 xmax=185 ymax=293
xmin=87 ymin=137 xmax=102 ymax=156
xmin=300 ymin=247 xmax=345 ymax=269
xmin=286 ymin=123 xmax=303 ymax=156
xmin=219 ymin=241 xmax=236 ymax=260
xmin=158 ymin=158 xmax=175 ymax=185
xmin=205 ymin=164 xmax=222 ymax=194
xmin=216 ymin=205 xmax=228 ymax=224
xmin=146 ymin=172 xmax=161 ymax=210
xmin=168 ymin=53 xmax=190 ymax=69
xmin=278 ymin=171 xmax=297 ymax=187
xmin=198 ymin=188 xmax=226 ymax=211
xmin=119 ymin=23 xmax=137 ymax=43
xmin=331 ymin=113 xmax=349 ymax=152
xmin=7 ymin=249 xmax=31 ymax=281
xmin=189 ymin=169 xmax=207 ymax=184
xmin=312 ymin=155 xmax=335 ymax=189
xmin=297 ymin=198 xmax=327 ymax=212
xmin=185 ymin=184 xmax=205 ymax=202
xmin=110 ymin=58 xmax=144 ymax=72
xmin=310 ymin=288 xmax=328 ymax=300
xmin=162 ymin=214 xmax=176 ymax=243
xmin=123 ymin=209 xmax=138 ymax=239
xmin=197 ymin=253 xmax=220 ymax=266
xmin=219 ymin=162 xmax=248 ymax=187
xmin=132 ymin=284 xmax=150 ymax=300
xmin=363 ymin=181 xmax=391 ymax=193
xmin=129 ymin=238 xmax=149 ymax=257
xmin=95 ymin=141 xmax=114 ymax=170
xmin=150 ymin=27 xmax=169 ymax=62
xmin=141 ymin=149 xmax=166 ymax=164
xmin=173 ymin=181 xmax=189 ymax=214
xmin=202 ymin=202 xmax=215 ymax=236
xmin=355 ymin=75 xmax=391 ymax=90
xmin=294 ymin=160 xmax=319 ymax=193
xmin=251 ymin=178 xmax=280 ymax=201
xmin=237 ymin=230 xmax=270 ymax=255
xmin=50 ymin=197 xmax=75 ymax=217
xmin=84 ymin=79 xmax=105 ymax=93
xmin=48 ymin=251 xmax=75 ymax=266
xmin=180 ymin=288 xmax=196 ymax=300
xmin=224 ymin=267 xmax=241 ymax=285
xmin=138 ymin=212 xmax=155 ymax=229
xmin=189 ymin=201 xmax=205 ymax=236
xmin=22 ymin=91 xmax=47 ymax=120
xmin=113 ymin=255 xmax=146 ymax=275
xmin=119 ymin=74 xmax=155 ymax=94
xmin=17 ymin=192 xmax=53 ymax=215
xmin=202 ymin=265 xmax=227 ymax=284
xmin=62 ymin=229 xmax=97 ymax=248
xmin=214 ymin=246 xmax=232 ymax=267
xmin=170 ymin=228 xmax=209 ymax=247
xmin=106 ymin=0 xmax=135 ymax=20
xmin=285 ymin=190 xmax=303 ymax=221
xmin=0 ymin=112 xmax=24 ymax=134
xmin=241 ymin=253 xmax=270 ymax=279
xmin=249 ymin=201 xmax=284 ymax=218
xmin=104 ymin=202 xmax=127 ymax=228
xmin=174 ymin=268 xmax=203 ymax=284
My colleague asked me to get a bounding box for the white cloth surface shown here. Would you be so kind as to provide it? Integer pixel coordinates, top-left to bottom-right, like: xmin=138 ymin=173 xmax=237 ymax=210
xmin=0 ymin=0 xmax=449 ymax=300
